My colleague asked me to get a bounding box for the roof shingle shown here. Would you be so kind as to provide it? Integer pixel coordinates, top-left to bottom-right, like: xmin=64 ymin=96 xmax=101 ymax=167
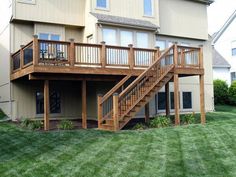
xmin=212 ymin=49 xmax=231 ymax=68
xmin=91 ymin=13 xmax=158 ymax=30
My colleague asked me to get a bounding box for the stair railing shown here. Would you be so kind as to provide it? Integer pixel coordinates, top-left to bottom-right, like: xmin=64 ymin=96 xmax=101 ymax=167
xmin=97 ymin=75 xmax=132 ymax=128
xmin=118 ymin=45 xmax=177 ymax=121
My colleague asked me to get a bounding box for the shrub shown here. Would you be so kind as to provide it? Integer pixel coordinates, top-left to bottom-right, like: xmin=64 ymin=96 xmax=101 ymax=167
xmin=182 ymin=113 xmax=195 ymax=124
xmin=229 ymin=81 xmax=236 ymax=105
xmin=0 ymin=108 xmax=6 ymax=119
xmin=213 ymin=79 xmax=229 ymax=105
xmin=149 ymin=116 xmax=171 ymax=128
xmin=21 ymin=118 xmax=43 ymax=130
xmin=21 ymin=118 xmax=31 ymax=128
xmin=132 ymin=123 xmax=147 ymax=130
xmin=57 ymin=119 xmax=74 ymax=130
xmin=28 ymin=120 xmax=43 ymax=130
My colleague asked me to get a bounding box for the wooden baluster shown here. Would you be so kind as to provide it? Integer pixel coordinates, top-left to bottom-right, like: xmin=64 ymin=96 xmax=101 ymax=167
xmin=113 ymin=93 xmax=119 ymax=131
xmin=20 ymin=45 xmax=24 ymax=69
xmin=97 ymin=94 xmax=103 ymax=129
xmin=100 ymin=41 xmax=106 ymax=68
xmin=33 ymin=35 xmax=39 ymax=66
xmin=128 ymin=44 xmax=135 ymax=69
xmin=181 ymin=48 xmax=185 ymax=67
xmin=69 ymin=38 xmax=75 ymax=66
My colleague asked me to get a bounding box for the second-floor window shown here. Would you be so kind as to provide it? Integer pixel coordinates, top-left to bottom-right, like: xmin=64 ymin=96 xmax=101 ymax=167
xmin=96 ymin=0 xmax=108 ymax=9
xmin=231 ymin=41 xmax=236 ymax=56
xmin=144 ymin=0 xmax=153 ymax=16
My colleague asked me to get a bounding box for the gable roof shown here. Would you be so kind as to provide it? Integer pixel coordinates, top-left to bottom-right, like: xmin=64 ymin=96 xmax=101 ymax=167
xmin=212 ymin=10 xmax=236 ymax=44
xmin=91 ymin=13 xmax=158 ymax=31
xmin=212 ymin=48 xmax=231 ymax=68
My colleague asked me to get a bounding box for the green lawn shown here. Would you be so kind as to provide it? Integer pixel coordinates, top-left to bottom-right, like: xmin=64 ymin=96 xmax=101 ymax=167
xmin=0 ymin=111 xmax=236 ymax=177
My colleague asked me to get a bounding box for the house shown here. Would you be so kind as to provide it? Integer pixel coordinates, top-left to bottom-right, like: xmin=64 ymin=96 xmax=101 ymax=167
xmin=212 ymin=10 xmax=236 ymax=84
xmin=0 ymin=0 xmax=214 ymax=131
xmin=212 ymin=48 xmax=231 ymax=85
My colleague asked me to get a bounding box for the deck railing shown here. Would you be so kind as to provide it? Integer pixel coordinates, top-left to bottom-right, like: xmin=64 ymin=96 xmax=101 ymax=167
xmin=11 ymin=36 xmax=202 ymax=73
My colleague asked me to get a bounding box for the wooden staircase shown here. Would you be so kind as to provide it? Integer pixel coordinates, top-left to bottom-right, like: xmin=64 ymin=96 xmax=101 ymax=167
xmin=97 ymin=44 xmax=200 ymax=131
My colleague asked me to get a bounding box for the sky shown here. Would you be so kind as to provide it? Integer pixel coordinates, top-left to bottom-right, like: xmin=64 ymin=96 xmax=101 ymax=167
xmin=207 ymin=0 xmax=236 ymax=35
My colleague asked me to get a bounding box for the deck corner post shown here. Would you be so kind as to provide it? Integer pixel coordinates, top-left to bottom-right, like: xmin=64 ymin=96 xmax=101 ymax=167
xmin=128 ymin=44 xmax=134 ymax=69
xmin=20 ymin=45 xmax=24 ymax=69
xmin=165 ymin=82 xmax=170 ymax=117
xmin=69 ymin=38 xmax=75 ymax=67
xmin=100 ymin=41 xmax=106 ymax=68
xmin=97 ymin=94 xmax=103 ymax=129
xmin=33 ymin=35 xmax=39 ymax=66
xmin=82 ymin=79 xmax=87 ymax=129
xmin=113 ymin=93 xmax=119 ymax=131
xmin=199 ymin=74 xmax=206 ymax=124
xmin=174 ymin=74 xmax=180 ymax=125
xmin=44 ymin=80 xmax=50 ymax=131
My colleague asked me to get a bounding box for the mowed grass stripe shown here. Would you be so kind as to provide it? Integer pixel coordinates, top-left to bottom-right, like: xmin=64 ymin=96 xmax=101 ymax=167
xmin=194 ymin=126 xmax=231 ymax=177
xmin=177 ymin=126 xmax=209 ymax=177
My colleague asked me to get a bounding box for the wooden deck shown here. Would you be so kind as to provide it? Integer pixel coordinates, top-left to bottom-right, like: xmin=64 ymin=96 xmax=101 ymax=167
xmin=10 ymin=36 xmax=205 ymax=131
xmin=11 ymin=36 xmax=203 ymax=81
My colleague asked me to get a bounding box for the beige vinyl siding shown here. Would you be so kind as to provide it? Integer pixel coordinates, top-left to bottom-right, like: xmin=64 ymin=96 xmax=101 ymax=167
xmin=13 ymin=0 xmax=85 ymax=27
xmin=159 ymin=0 xmax=208 ymax=40
xmin=65 ymin=27 xmax=83 ymax=43
xmin=11 ymin=23 xmax=34 ymax=52
xmin=91 ymin=0 xmax=160 ymax=27
xmin=11 ymin=80 xmax=115 ymax=120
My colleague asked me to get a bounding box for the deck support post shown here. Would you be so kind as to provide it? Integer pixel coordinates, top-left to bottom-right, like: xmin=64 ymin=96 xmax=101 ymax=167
xmin=165 ymin=82 xmax=170 ymax=117
xmin=145 ymin=103 xmax=150 ymax=123
xmin=174 ymin=74 xmax=180 ymax=125
xmin=199 ymin=75 xmax=206 ymax=124
xmin=113 ymin=93 xmax=119 ymax=131
xmin=44 ymin=80 xmax=50 ymax=131
xmin=82 ymin=80 xmax=87 ymax=129
xmin=97 ymin=94 xmax=103 ymax=129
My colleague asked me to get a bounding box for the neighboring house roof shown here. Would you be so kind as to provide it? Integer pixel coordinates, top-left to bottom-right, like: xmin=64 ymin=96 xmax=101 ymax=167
xmin=212 ymin=10 xmax=236 ymax=44
xmin=187 ymin=0 xmax=214 ymax=5
xmin=212 ymin=48 xmax=231 ymax=68
xmin=91 ymin=13 xmax=158 ymax=31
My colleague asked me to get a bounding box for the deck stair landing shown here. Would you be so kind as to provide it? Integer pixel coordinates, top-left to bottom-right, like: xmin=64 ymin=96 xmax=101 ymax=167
xmin=97 ymin=44 xmax=201 ymax=131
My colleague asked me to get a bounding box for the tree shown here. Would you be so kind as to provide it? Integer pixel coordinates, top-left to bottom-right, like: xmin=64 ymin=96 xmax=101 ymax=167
xmin=213 ymin=79 xmax=229 ymax=105
xmin=229 ymin=81 xmax=236 ymax=105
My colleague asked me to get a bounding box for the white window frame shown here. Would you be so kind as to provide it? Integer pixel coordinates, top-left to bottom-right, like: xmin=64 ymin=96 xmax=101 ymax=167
xmin=143 ymin=0 xmax=154 ymax=17
xmin=17 ymin=0 xmax=36 ymax=5
xmin=96 ymin=0 xmax=109 ymax=11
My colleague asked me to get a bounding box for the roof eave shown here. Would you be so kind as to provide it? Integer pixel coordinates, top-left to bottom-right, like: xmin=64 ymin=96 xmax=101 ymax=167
xmin=97 ymin=21 xmax=158 ymax=31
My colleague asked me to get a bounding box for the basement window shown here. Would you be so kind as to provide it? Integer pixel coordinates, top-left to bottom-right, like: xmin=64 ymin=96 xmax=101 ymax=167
xmin=182 ymin=92 xmax=192 ymax=109
xmin=36 ymin=91 xmax=61 ymax=114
